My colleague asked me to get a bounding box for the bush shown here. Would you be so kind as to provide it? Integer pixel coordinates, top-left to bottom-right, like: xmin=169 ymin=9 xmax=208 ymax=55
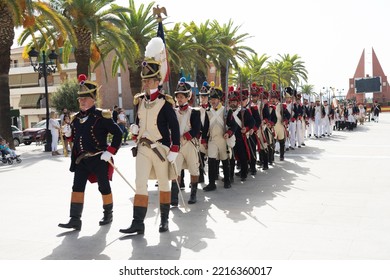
xmin=51 ymin=79 xmax=80 ymax=113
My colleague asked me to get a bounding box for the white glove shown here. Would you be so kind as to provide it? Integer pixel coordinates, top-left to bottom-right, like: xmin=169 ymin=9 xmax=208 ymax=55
xmin=100 ymin=151 xmax=113 ymax=162
xmin=226 ymin=135 xmax=236 ymax=148
xmin=130 ymin=124 xmax=139 ymax=135
xmin=166 ymin=151 xmax=178 ymax=163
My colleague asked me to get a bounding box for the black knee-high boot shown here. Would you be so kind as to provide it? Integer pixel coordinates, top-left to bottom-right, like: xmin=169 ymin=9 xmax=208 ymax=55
xmin=261 ymin=150 xmax=269 ymax=170
xmin=58 ymin=192 xmax=84 ymax=230
xmin=99 ymin=193 xmax=113 ymax=226
xmin=279 ymin=139 xmax=285 ymax=161
xmin=170 ymin=181 xmax=179 ymax=206
xmin=188 ymin=182 xmax=198 ymax=204
xmin=119 ymin=194 xmax=148 ymax=234
xmin=222 ymin=159 xmax=231 ymax=188
xmin=203 ymin=158 xmax=217 ymax=191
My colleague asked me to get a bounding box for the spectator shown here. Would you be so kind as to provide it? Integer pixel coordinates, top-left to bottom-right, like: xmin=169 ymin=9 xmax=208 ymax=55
xmin=112 ymin=105 xmax=119 ymax=123
xmin=49 ymin=111 xmax=61 ymax=156
xmin=117 ymin=108 xmax=129 ymax=145
xmin=62 ymin=114 xmax=73 ymax=152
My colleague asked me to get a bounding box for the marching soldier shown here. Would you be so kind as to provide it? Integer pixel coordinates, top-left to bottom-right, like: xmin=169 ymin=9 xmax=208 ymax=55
xmin=269 ymin=85 xmax=290 ymax=161
xmin=295 ymin=94 xmax=306 ymax=147
xmin=231 ymin=89 xmax=255 ymax=181
xmin=285 ymin=87 xmax=298 ymax=150
xmin=372 ymin=100 xmax=381 ymax=122
xmin=170 ymin=77 xmax=201 ymax=205
xmin=120 ymin=37 xmax=180 ymax=234
xmin=58 ymin=74 xmax=123 ymax=231
xmin=202 ymin=85 xmax=237 ymax=191
xmin=313 ymin=97 xmax=325 ymax=138
xmin=198 ymin=81 xmax=211 ymax=183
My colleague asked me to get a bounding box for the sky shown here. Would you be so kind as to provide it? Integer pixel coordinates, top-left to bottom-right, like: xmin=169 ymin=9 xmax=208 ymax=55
xmin=13 ymin=0 xmax=389 ymax=96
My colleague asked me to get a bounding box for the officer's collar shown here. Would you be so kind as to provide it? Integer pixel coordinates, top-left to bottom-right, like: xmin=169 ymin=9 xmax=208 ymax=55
xmin=201 ymin=103 xmax=209 ymax=109
xmin=179 ymin=103 xmax=189 ymax=111
xmin=80 ymin=105 xmax=96 ymax=116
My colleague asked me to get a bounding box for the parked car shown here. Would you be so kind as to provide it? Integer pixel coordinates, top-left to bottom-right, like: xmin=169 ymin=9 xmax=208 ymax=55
xmin=11 ymin=125 xmax=24 ymax=146
xmin=22 ymin=119 xmax=60 ymax=145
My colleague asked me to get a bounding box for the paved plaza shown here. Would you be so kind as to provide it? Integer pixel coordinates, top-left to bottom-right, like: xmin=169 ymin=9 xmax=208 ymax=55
xmin=1 ymin=114 xmax=390 ymax=261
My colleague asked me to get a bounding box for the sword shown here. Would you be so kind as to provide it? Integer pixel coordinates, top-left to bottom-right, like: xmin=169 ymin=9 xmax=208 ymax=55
xmin=108 ymin=159 xmax=136 ymax=193
xmin=172 ymin=162 xmax=188 ymax=212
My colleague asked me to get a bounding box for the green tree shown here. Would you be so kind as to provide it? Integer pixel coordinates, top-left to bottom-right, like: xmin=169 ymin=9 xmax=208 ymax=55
xmin=51 ymin=79 xmax=80 ymax=113
xmin=0 ymin=0 xmax=65 ymax=149
xmin=211 ymin=19 xmax=255 ymax=92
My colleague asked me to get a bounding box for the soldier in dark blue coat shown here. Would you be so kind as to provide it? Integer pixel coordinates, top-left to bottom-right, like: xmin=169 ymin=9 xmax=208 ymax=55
xmin=58 ymin=74 xmax=123 ymax=231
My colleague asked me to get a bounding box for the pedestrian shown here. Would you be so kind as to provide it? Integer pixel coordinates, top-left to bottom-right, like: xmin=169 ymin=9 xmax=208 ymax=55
xmin=61 ymin=114 xmax=73 ymax=152
xmin=117 ymin=108 xmax=129 ymax=145
xmin=119 ymin=37 xmax=180 ymax=235
xmin=49 ymin=111 xmax=61 ymax=156
xmin=58 ymin=74 xmax=123 ymax=231
xmin=372 ymin=101 xmax=381 ymax=122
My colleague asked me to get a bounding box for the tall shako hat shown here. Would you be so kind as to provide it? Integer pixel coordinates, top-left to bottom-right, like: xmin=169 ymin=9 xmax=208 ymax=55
xmin=228 ymin=86 xmax=239 ymax=101
xmin=270 ymin=83 xmax=280 ymax=100
xmin=250 ymin=82 xmax=262 ymax=96
xmin=208 ymin=81 xmax=223 ymax=99
xmin=174 ymin=77 xmax=192 ymax=98
xmin=77 ymin=74 xmax=99 ymax=99
xmin=141 ymin=37 xmax=167 ymax=85
xmin=199 ymin=81 xmax=210 ymax=96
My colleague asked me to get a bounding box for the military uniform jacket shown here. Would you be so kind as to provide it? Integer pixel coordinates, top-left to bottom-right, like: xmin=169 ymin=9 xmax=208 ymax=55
xmin=70 ymin=105 xmax=123 ymax=172
xmin=232 ymin=107 xmax=255 ymax=142
xmin=174 ymin=105 xmax=201 ymax=141
xmin=202 ymin=105 xmax=237 ymax=142
xmin=134 ymin=92 xmax=180 ymax=150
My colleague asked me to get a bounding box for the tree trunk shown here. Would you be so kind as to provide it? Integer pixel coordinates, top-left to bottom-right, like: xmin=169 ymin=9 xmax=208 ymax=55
xmin=0 ymin=3 xmax=15 ymax=149
xmin=74 ymin=27 xmax=91 ymax=76
xmin=220 ymin=64 xmax=228 ymax=92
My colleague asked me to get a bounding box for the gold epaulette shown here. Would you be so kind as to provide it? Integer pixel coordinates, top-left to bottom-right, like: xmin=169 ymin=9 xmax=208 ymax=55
xmin=70 ymin=113 xmax=77 ymax=123
xmin=133 ymin=92 xmax=145 ymax=105
xmin=163 ymin=94 xmax=175 ymax=105
xmin=101 ymin=109 xmax=112 ymax=119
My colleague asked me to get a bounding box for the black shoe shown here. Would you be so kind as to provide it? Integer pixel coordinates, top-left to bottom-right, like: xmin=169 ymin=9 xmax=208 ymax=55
xmin=262 ymin=166 xmax=269 ymax=170
xmin=298 ymin=145 xmax=301 ymax=148
xmin=280 ymin=157 xmax=284 ymax=161
xmin=301 ymin=143 xmax=305 ymax=146
xmin=275 ymin=151 xmax=280 ymax=154
xmin=250 ymin=170 xmax=257 ymax=176
xmin=203 ymin=184 xmax=216 ymax=192
xmin=286 ymin=147 xmax=290 ymax=151
xmin=235 ymin=171 xmax=242 ymax=177
xmin=240 ymin=177 xmax=246 ymax=182
xmin=290 ymin=147 xmax=295 ymax=150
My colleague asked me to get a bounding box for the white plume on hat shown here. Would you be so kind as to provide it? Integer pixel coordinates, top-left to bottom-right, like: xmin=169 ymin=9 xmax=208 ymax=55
xmin=144 ymin=37 xmax=167 ymax=85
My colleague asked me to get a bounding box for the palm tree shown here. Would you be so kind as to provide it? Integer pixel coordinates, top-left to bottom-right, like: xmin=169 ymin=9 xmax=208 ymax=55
xmin=300 ymin=84 xmax=316 ymax=99
xmin=48 ymin=0 xmax=132 ymax=76
xmin=0 ymin=0 xmax=63 ymax=149
xmin=211 ymin=19 xmax=255 ymax=92
xmin=276 ymin=54 xmax=308 ymax=88
xmin=112 ymin=0 xmax=157 ymax=97
xmin=182 ymin=20 xmax=222 ymax=90
xmin=246 ymin=53 xmax=271 ymax=88
xmin=165 ymin=22 xmax=206 ymax=87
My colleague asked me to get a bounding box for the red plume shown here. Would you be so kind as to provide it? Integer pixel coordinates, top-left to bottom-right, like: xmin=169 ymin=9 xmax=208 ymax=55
xmin=228 ymin=86 xmax=235 ymax=92
xmin=260 ymin=86 xmax=264 ymax=93
xmin=78 ymin=74 xmax=87 ymax=83
xmin=251 ymin=82 xmax=257 ymax=88
xmin=272 ymin=83 xmax=276 ymax=91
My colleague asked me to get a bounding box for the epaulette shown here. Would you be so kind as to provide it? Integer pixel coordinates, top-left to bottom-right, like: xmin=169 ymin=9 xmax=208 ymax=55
xmin=162 ymin=93 xmax=175 ymax=105
xmin=70 ymin=113 xmax=77 ymax=123
xmin=101 ymin=109 xmax=112 ymax=119
xmin=133 ymin=92 xmax=146 ymax=105
xmin=96 ymin=108 xmax=112 ymax=119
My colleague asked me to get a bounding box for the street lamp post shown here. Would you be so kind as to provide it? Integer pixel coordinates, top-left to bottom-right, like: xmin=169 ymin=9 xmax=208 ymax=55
xmin=28 ymin=47 xmax=58 ymax=152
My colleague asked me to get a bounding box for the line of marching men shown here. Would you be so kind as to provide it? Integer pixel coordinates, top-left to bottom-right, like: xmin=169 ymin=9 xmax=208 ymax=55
xmin=167 ymin=78 xmax=319 ymax=208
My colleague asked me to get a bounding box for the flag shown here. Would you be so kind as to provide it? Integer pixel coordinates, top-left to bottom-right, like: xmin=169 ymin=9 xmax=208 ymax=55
xmin=157 ymin=21 xmax=170 ymax=83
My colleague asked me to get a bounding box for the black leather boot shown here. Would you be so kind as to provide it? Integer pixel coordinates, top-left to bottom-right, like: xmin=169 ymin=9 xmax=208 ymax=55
xmin=159 ymin=204 xmax=170 ymax=232
xmin=170 ymin=181 xmax=179 ymax=206
xmin=119 ymin=206 xmax=147 ymax=234
xmin=58 ymin=202 xmax=83 ymax=230
xmin=279 ymin=139 xmax=285 ymax=161
xmin=203 ymin=158 xmax=217 ymax=191
xmin=261 ymin=150 xmax=269 ymax=170
xmin=188 ymin=183 xmax=198 ymax=204
xmin=99 ymin=203 xmax=113 ymax=225
xmin=222 ymin=159 xmax=231 ymax=188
